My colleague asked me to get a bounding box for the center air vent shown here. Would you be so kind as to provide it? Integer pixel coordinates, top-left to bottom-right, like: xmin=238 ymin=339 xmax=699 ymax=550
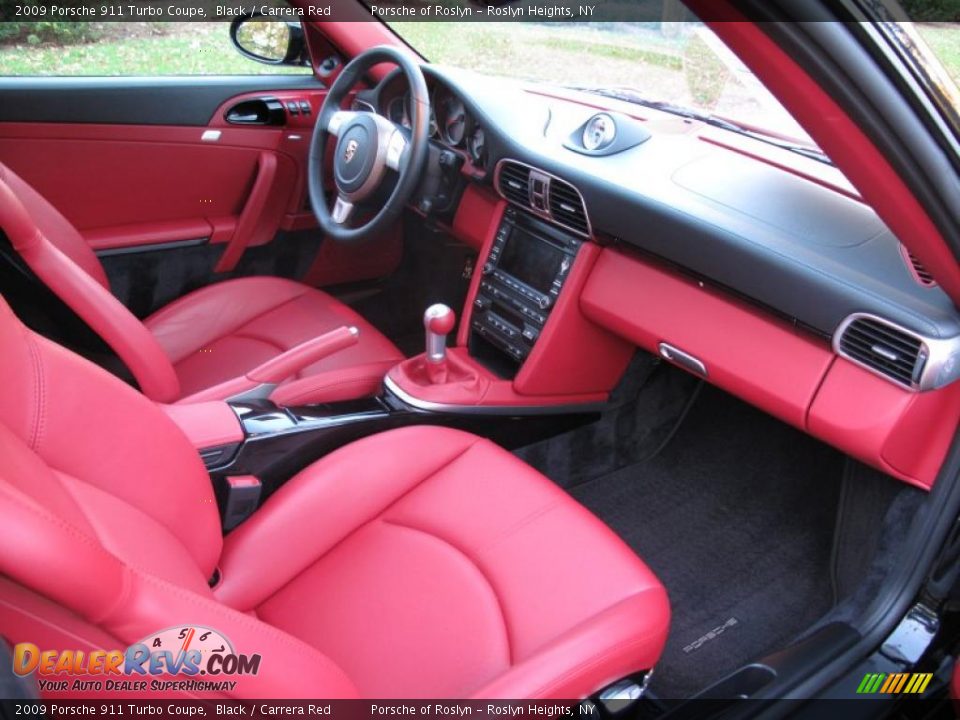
xmin=549 ymin=178 xmax=589 ymax=235
xmin=495 ymin=159 xmax=591 ymax=237
xmin=497 ymin=162 xmax=530 ymax=206
xmin=836 ymin=315 xmax=926 ymax=388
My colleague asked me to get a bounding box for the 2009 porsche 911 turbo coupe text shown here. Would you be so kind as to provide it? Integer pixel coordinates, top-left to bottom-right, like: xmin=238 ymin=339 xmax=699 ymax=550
xmin=0 ymin=1 xmax=959 ymax=717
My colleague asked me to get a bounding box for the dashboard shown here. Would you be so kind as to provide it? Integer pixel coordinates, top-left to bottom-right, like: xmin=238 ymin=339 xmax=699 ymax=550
xmin=355 ymin=63 xmax=960 ymax=488
xmin=355 ymin=64 xmax=960 ymax=378
xmin=355 ymin=75 xmax=488 ymax=173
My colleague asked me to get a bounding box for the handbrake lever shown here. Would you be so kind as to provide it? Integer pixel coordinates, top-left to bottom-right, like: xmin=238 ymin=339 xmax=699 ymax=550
xmin=224 ymin=325 xmax=360 ymax=403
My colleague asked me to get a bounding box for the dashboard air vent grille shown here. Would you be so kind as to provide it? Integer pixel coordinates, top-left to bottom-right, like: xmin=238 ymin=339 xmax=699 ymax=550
xmin=838 ymin=316 xmax=925 ymax=387
xmin=498 ymin=162 xmax=530 ymax=207
xmin=548 ymin=179 xmax=589 ymax=235
xmin=902 ymin=245 xmax=936 ymax=287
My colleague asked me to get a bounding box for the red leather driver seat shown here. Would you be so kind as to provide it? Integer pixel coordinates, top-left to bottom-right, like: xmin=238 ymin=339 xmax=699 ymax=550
xmin=0 ymin=161 xmax=403 ymax=405
xmin=0 ymin=294 xmax=670 ymax=699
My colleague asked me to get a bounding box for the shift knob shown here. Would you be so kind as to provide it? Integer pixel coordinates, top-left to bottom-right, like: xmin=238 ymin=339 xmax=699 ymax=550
xmin=424 ymin=303 xmax=455 ymax=364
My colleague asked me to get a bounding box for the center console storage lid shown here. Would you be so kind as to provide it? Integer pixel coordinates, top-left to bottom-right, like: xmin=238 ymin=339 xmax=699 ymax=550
xmin=160 ymin=400 xmax=243 ymax=451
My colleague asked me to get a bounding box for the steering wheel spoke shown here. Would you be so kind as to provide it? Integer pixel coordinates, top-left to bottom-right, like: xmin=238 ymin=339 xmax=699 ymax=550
xmin=331 ymin=195 xmax=355 ymax=225
xmin=386 ymin=128 xmax=408 ymax=171
xmin=309 ymin=46 xmax=429 ymax=243
xmin=327 ymin=110 xmax=359 ymax=136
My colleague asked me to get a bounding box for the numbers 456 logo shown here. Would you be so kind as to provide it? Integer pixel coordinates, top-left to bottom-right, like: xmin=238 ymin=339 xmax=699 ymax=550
xmin=12 ymin=625 xmax=262 ymax=683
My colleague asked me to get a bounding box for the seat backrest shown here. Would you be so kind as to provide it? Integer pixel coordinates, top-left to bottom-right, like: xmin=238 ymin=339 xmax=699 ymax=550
xmin=0 ymin=295 xmax=358 ymax=698
xmin=0 ymin=162 xmax=180 ymax=402
xmin=0 ymin=293 xmax=221 ymax=596
xmin=0 ymin=161 xmax=109 ymax=288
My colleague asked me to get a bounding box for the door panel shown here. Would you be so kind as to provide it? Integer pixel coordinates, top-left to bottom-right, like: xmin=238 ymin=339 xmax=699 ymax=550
xmin=0 ymin=74 xmax=403 ymax=316
xmin=0 ymin=122 xmax=297 ymax=240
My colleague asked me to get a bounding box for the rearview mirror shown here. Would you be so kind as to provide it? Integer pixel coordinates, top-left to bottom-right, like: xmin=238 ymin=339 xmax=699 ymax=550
xmin=230 ymin=16 xmax=307 ymax=66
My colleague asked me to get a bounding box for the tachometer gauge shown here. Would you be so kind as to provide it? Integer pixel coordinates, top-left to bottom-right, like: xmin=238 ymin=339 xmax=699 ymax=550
xmin=582 ymin=113 xmax=616 ymax=151
xmin=387 ymin=96 xmax=408 ymax=127
xmin=443 ymin=98 xmax=467 ymax=146
xmin=429 ymin=105 xmax=439 ymax=139
xmin=468 ymin=126 xmax=486 ymax=165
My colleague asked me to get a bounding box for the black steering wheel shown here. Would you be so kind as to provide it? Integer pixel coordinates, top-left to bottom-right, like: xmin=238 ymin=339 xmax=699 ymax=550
xmin=309 ymin=46 xmax=430 ymax=244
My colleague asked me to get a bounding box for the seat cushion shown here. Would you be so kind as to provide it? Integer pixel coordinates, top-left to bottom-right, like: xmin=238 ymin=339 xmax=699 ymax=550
xmin=216 ymin=426 xmax=670 ymax=699
xmin=144 ymin=276 xmax=404 ymax=401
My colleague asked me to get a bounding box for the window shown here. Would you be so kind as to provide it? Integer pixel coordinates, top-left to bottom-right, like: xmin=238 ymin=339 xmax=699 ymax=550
xmin=913 ymin=22 xmax=960 ymax=87
xmin=0 ymin=21 xmax=312 ymax=76
xmin=389 ymin=20 xmax=813 ymax=145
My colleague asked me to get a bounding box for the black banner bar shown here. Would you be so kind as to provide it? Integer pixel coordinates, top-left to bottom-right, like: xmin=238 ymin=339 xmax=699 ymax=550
xmin=0 ymin=0 xmax=956 ymax=23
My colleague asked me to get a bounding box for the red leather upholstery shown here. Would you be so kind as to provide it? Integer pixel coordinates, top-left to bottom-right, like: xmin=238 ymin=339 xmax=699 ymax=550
xmin=0 ymin=161 xmax=109 ymax=288
xmin=952 ymin=661 xmax=959 ymax=710
xmin=218 ymin=425 xmax=669 ymax=698
xmin=0 ymin=161 xmax=402 ymax=404
xmin=144 ymin=276 xmax=402 ymax=402
xmin=0 ymin=162 xmax=182 ymax=402
xmin=0 ymin=293 xmax=669 ymax=699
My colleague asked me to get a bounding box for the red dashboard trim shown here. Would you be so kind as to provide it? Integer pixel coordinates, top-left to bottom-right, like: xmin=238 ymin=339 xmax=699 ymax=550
xmin=581 ymin=247 xmax=957 ymax=488
xmin=455 ymin=188 xmax=507 ymax=347
xmin=514 ymin=242 xmax=634 ymax=398
xmin=809 ymin=359 xmax=960 ymax=490
xmin=581 ymin=247 xmax=834 ymax=429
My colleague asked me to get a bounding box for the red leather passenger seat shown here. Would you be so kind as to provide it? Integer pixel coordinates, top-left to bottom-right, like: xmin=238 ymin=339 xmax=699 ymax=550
xmin=0 ymin=295 xmax=669 ymax=698
xmin=0 ymin=161 xmax=402 ymax=404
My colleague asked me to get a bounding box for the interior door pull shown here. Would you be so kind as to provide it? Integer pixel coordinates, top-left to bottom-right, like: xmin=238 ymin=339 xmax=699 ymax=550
xmin=214 ymin=151 xmax=278 ymax=273
xmin=224 ymin=98 xmax=286 ymax=126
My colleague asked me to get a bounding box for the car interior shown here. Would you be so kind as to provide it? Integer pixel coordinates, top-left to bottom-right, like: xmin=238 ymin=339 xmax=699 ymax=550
xmin=1 ymin=6 xmax=959 ymax=709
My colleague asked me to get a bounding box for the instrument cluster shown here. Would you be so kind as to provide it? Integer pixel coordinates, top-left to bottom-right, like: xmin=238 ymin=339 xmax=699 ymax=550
xmin=381 ymin=84 xmax=487 ymax=169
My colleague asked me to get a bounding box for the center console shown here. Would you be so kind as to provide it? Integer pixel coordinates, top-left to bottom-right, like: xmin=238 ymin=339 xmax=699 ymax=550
xmin=470 ymin=207 xmax=580 ymax=375
xmin=170 ymin=190 xmax=635 ymax=529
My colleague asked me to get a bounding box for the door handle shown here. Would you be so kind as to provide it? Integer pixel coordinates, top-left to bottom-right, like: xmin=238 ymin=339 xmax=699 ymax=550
xmin=224 ymin=97 xmax=285 ymax=126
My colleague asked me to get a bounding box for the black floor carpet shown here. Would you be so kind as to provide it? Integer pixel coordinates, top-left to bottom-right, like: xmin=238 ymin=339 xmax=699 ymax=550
xmin=565 ymin=382 xmax=846 ymax=699
xmin=343 ymin=212 xmax=478 ymax=357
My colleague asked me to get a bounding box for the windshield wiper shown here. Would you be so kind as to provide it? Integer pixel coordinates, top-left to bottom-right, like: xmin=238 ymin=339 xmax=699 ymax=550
xmin=570 ymin=86 xmax=833 ymax=166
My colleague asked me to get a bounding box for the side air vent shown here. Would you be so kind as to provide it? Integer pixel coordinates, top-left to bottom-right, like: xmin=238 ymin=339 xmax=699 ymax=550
xmin=497 ymin=162 xmax=530 ymax=206
xmin=900 ymin=244 xmax=937 ymax=287
xmin=495 ymin=159 xmax=592 ymax=237
xmin=837 ymin=316 xmax=926 ymax=388
xmin=549 ymin=179 xmax=589 ymax=236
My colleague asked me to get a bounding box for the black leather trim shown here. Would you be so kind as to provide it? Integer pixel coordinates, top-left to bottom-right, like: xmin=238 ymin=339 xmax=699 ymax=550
xmin=0 ymin=75 xmax=324 ymax=126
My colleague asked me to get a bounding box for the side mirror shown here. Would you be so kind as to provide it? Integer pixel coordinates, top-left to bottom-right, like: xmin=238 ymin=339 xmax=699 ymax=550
xmin=230 ymin=16 xmax=308 ymax=66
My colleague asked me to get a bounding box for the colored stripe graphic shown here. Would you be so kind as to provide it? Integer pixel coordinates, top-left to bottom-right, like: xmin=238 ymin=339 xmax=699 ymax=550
xmin=879 ymin=674 xmax=897 ymax=693
xmin=856 ymin=672 xmax=932 ymax=694
xmin=893 ymin=673 xmax=910 ymax=693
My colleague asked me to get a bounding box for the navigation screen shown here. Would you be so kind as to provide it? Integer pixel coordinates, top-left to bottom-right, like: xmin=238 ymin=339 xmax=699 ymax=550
xmin=498 ymin=228 xmax=563 ymax=294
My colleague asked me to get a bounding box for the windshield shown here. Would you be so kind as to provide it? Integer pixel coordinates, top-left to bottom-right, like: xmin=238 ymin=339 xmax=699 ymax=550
xmin=388 ymin=21 xmax=814 ymax=145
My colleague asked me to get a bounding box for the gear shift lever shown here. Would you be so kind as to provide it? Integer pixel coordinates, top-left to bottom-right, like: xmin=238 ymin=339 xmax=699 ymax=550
xmin=424 ymin=304 xmax=456 ymax=364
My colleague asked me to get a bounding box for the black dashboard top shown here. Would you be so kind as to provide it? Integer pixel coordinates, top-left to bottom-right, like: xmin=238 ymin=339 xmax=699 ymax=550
xmin=363 ymin=65 xmax=960 ymax=342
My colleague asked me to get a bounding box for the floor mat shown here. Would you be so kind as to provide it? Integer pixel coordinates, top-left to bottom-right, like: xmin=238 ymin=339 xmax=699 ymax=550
xmin=568 ymin=384 xmax=845 ymax=699
xmin=515 ymin=355 xmax=702 ymax=488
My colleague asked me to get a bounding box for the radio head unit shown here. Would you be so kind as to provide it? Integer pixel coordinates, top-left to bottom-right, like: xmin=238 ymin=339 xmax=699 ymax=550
xmin=470 ymin=208 xmax=580 ymax=376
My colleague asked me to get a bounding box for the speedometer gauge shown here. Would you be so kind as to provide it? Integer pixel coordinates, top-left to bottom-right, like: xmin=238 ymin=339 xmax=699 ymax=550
xmin=387 ymin=96 xmax=408 ymax=127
